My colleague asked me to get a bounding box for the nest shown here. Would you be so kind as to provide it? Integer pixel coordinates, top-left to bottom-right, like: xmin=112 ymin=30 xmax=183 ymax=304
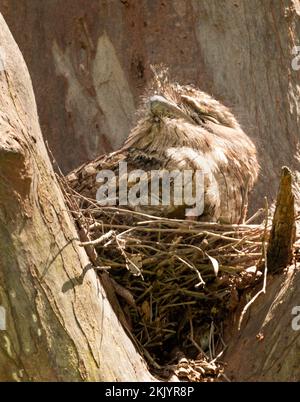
xmin=60 ymin=175 xmax=271 ymax=381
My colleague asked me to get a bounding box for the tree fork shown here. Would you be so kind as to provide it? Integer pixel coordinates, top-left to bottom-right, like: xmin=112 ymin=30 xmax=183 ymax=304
xmin=0 ymin=13 xmax=154 ymax=382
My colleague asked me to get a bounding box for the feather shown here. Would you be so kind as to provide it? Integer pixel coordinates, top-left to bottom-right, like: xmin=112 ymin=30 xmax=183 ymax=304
xmin=67 ymin=69 xmax=259 ymax=224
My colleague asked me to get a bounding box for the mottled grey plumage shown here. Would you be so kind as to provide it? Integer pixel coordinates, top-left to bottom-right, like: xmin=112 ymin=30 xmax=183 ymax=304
xmin=67 ymin=67 xmax=259 ymax=223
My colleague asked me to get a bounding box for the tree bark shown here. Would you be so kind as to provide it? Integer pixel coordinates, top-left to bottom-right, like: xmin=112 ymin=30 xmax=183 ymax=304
xmin=223 ymin=267 xmax=300 ymax=381
xmin=1 ymin=0 xmax=299 ymax=212
xmin=0 ymin=13 xmax=154 ymax=382
xmin=0 ymin=1 xmax=300 ymax=382
xmin=222 ymin=168 xmax=299 ymax=381
xmin=267 ymin=167 xmax=296 ymax=273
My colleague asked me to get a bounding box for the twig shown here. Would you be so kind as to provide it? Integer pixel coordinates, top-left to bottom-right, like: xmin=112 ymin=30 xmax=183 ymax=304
xmin=78 ymin=230 xmax=115 ymax=246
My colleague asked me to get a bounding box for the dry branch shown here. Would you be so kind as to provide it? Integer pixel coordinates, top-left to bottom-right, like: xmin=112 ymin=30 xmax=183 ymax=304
xmin=267 ymin=167 xmax=296 ymax=273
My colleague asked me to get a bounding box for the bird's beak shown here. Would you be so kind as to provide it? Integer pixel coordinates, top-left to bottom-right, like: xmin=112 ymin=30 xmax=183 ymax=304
xmin=149 ymin=95 xmax=194 ymax=124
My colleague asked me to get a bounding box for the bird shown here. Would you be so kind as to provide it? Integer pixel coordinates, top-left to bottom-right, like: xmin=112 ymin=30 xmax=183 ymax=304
xmin=67 ymin=67 xmax=259 ymax=224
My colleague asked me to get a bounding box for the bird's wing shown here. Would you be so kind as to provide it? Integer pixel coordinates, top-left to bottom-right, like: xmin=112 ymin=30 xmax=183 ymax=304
xmin=66 ymin=150 xmax=127 ymax=200
xmin=66 ymin=147 xmax=212 ymax=219
xmin=67 ymin=144 xmax=246 ymax=222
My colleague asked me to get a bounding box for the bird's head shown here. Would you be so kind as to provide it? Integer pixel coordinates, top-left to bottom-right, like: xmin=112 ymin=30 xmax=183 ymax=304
xmin=138 ymin=66 xmax=240 ymax=130
xmin=148 ymin=94 xmax=195 ymax=124
xmin=124 ymin=66 xmax=242 ymax=151
xmin=121 ymin=65 xmax=258 ymax=204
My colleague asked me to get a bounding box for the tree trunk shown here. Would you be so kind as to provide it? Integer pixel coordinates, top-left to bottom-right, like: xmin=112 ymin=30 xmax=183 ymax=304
xmin=0 ymin=1 xmax=300 ymax=381
xmin=1 ymin=0 xmax=299 ymax=212
xmin=223 ymin=267 xmax=300 ymax=381
xmin=0 ymin=13 xmax=154 ymax=382
xmin=222 ymin=167 xmax=299 ymax=381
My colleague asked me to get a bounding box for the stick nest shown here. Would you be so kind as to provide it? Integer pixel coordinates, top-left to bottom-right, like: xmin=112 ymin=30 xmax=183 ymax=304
xmin=63 ymin=181 xmax=269 ymax=381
